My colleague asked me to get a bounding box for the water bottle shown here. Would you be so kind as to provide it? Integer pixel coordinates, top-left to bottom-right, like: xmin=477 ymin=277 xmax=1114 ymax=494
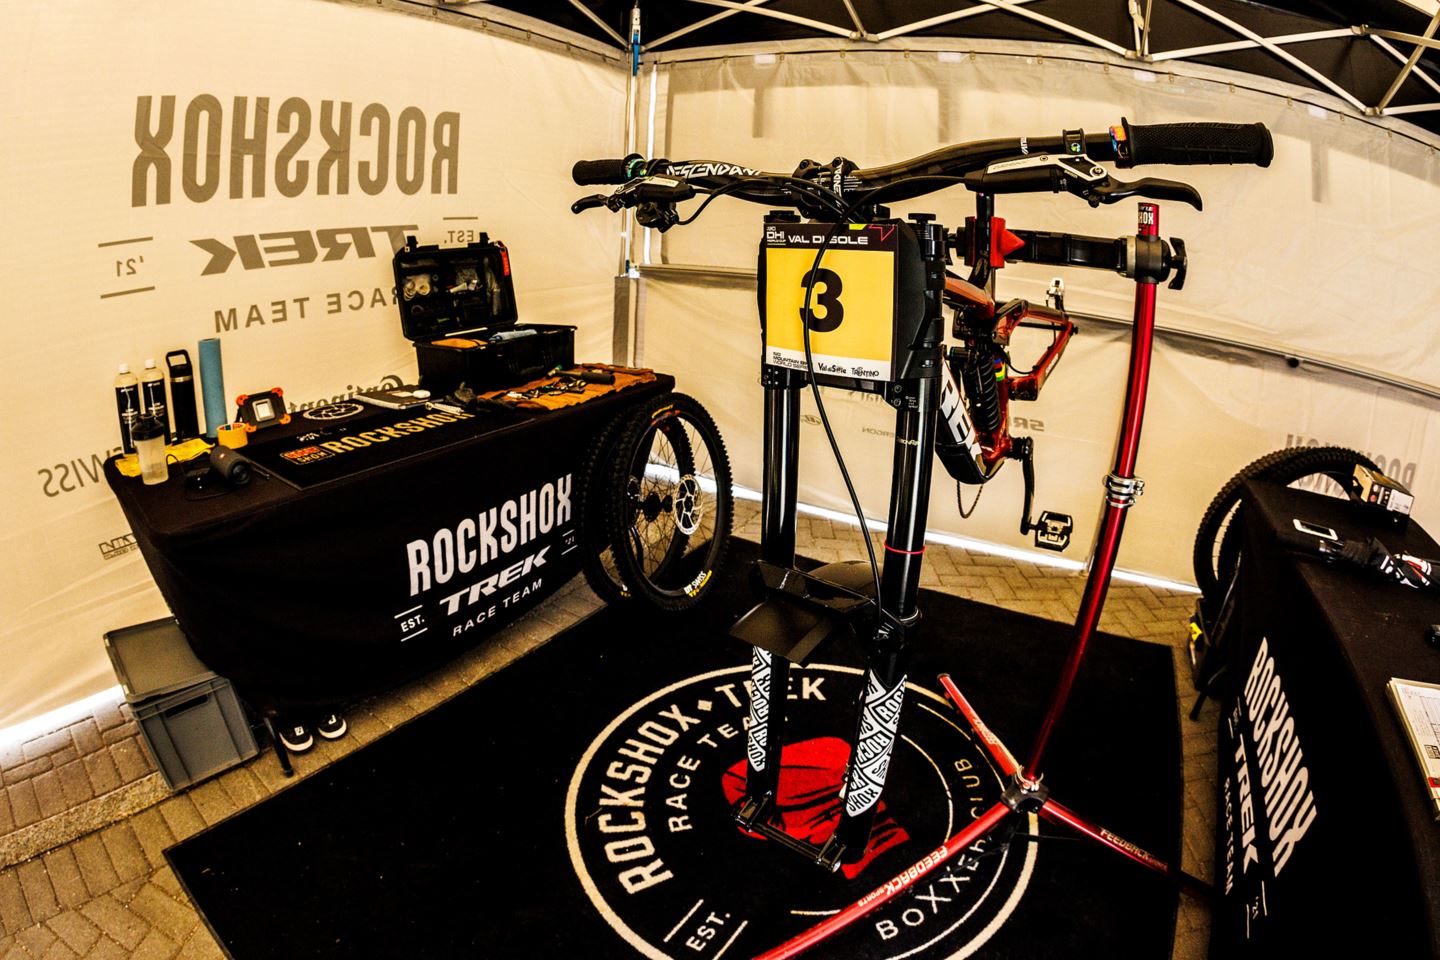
xmin=114 ymin=363 xmax=140 ymax=453
xmin=140 ymin=358 xmax=168 ymax=438
xmin=133 ymin=417 xmax=169 ymax=485
xmin=166 ymin=350 xmax=200 ymax=440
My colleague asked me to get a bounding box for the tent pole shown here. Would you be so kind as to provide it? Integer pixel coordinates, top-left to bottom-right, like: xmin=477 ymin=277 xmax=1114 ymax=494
xmin=613 ymin=4 xmax=644 ymax=365
xmin=618 ymin=4 xmax=639 ymax=278
xmin=1373 ymin=11 xmax=1440 ymax=113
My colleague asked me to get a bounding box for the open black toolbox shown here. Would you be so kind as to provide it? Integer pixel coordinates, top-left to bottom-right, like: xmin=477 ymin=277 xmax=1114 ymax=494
xmin=394 ymin=235 xmax=574 ymax=394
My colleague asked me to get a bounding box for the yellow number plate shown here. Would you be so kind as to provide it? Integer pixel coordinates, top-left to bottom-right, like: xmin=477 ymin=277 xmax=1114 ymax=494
xmin=763 ymin=223 xmax=898 ymax=382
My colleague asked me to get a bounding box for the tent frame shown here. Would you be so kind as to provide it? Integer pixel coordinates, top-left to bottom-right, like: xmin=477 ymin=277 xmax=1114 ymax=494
xmin=412 ymin=0 xmax=1440 ymax=398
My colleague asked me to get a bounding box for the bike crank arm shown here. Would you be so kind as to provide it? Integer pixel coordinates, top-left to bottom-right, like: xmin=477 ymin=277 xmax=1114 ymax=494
xmin=1011 ymin=437 xmax=1073 ymax=551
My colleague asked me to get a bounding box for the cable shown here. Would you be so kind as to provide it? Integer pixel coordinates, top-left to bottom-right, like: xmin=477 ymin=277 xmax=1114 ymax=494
xmin=795 ymin=173 xmax=970 ymax=620
xmin=1003 ymin=327 xmax=1059 ymax=377
xmin=675 ymin=175 xmax=847 ymax=226
xmin=666 ymin=168 xmax=975 ymax=622
xmin=799 ymin=223 xmax=884 ymax=613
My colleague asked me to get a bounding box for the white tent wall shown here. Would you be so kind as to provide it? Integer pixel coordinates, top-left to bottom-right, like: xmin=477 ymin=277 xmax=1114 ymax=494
xmin=632 ymin=48 xmax=1440 ymax=584
xmin=0 ymin=0 xmax=626 ymax=730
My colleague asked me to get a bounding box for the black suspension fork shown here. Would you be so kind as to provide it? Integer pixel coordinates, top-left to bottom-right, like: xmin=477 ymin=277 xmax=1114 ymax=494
xmin=827 ymin=213 xmax=946 ymax=863
xmin=826 ymin=375 xmax=940 ymax=861
xmin=744 ymin=365 xmax=804 ymax=802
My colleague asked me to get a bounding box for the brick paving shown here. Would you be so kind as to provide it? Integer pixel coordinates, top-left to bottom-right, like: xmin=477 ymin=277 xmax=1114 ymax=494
xmin=0 ymin=499 xmax=1216 ymax=959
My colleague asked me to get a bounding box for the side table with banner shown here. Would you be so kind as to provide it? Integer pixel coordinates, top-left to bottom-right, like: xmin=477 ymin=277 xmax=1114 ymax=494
xmin=104 ymin=375 xmax=673 ymax=713
xmin=1213 ymin=479 xmax=1440 ymax=956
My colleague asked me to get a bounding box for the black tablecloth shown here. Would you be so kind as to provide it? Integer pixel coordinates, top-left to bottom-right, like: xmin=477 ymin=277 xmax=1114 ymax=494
xmin=1213 ymin=480 xmax=1440 ymax=957
xmin=105 ymin=377 xmax=672 ymax=708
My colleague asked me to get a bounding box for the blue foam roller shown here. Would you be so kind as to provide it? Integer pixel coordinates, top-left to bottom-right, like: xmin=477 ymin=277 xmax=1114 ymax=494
xmin=199 ymin=338 xmax=226 ymax=438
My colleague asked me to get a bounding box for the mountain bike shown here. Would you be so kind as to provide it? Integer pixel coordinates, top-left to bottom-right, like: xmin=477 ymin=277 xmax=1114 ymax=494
xmin=572 ymin=118 xmax=1272 ymax=956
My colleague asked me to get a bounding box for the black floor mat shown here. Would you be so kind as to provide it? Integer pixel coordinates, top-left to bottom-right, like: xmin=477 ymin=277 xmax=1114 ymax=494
xmin=170 ymin=542 xmax=1183 ymax=959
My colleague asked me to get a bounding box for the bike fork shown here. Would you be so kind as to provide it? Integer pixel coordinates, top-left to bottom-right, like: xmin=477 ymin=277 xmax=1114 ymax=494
xmin=738 ymin=374 xmax=941 ymax=867
xmin=741 ymin=372 xmax=802 ymax=805
xmin=826 ymin=376 xmax=940 ymax=861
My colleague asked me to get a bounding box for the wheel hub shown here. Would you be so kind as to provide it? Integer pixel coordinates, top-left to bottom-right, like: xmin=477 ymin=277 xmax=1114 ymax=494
xmin=674 ymin=475 xmax=702 ymax=535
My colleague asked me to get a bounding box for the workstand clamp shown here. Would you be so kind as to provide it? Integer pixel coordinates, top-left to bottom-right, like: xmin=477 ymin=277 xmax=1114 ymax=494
xmin=1104 ymin=473 xmax=1146 ymax=508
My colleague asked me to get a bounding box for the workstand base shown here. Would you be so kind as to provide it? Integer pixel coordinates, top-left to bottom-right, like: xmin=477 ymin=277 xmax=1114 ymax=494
xmin=752 ymin=673 xmax=1210 ymax=960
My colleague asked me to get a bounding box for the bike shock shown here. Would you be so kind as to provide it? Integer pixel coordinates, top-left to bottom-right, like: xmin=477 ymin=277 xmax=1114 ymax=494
xmin=960 ymin=349 xmax=1004 ymax=434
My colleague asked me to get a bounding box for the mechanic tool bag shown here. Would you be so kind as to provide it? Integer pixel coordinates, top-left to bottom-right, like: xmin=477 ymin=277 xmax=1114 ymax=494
xmin=395 ymin=235 xmax=575 ymax=394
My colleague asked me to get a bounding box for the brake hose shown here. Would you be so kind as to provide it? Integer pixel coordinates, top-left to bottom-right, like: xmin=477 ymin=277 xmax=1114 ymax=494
xmin=797 ymin=175 xmax=968 ymax=620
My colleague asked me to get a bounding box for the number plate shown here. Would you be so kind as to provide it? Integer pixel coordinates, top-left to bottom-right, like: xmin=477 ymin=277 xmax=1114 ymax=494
xmin=761 ymin=222 xmax=900 ymax=383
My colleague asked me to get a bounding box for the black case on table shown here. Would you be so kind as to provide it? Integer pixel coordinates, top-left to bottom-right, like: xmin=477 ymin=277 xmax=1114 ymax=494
xmin=394 ymin=235 xmax=574 ymax=394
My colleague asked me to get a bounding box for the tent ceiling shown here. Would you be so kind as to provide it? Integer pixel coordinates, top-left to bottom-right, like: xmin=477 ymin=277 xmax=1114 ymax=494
xmin=467 ymin=0 xmax=1440 ymax=138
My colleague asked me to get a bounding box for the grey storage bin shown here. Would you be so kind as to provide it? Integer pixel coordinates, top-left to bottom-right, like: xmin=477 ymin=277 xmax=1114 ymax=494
xmin=103 ymin=617 xmax=258 ymax=789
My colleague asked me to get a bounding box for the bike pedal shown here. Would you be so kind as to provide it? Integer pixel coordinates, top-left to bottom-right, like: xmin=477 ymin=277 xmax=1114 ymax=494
xmin=1033 ymin=510 xmax=1073 ymax=551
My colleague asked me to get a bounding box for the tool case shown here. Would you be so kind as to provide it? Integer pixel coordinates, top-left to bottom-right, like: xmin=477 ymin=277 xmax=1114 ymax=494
xmin=394 ymin=235 xmax=574 ymax=394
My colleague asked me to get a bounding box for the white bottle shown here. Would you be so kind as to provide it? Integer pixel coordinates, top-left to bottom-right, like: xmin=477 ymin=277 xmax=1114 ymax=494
xmin=115 ymin=363 xmax=140 ymax=453
xmin=140 ymin=358 xmax=168 ymax=437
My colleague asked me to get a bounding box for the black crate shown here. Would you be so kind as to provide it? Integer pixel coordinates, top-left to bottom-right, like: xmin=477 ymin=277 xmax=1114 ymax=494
xmin=394 ymin=235 xmax=574 ymax=394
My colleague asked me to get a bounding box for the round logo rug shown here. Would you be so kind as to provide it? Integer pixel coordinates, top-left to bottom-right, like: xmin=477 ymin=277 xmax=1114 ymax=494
xmin=565 ymin=664 xmax=1037 ymax=959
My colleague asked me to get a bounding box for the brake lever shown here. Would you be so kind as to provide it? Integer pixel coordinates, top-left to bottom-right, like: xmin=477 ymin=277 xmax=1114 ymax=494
xmin=571 ymin=174 xmax=698 ymax=217
xmin=571 ymin=194 xmax=610 ymax=214
xmin=615 ymin=176 xmax=696 ymax=206
xmin=1087 ymin=176 xmax=1203 ymax=211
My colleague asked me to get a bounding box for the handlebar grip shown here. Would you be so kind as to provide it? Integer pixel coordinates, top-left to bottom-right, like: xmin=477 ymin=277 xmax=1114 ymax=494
xmin=572 ymin=155 xmax=643 ymax=185
xmin=1119 ymin=119 xmax=1273 ymax=168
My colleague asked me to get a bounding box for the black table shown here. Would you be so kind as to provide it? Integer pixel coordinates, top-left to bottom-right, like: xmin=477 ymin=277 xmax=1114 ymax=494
xmin=105 ymin=377 xmax=672 ymax=713
xmin=1212 ymin=480 xmax=1440 ymax=957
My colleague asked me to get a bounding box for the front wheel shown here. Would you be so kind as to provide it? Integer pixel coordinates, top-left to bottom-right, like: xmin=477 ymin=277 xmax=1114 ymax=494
xmin=579 ymin=409 xmax=636 ymax=605
xmin=604 ymin=393 xmax=733 ymax=612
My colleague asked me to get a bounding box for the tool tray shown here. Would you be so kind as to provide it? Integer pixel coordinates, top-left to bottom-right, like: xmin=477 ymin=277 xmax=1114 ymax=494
xmin=394 ymin=235 xmax=574 ymax=394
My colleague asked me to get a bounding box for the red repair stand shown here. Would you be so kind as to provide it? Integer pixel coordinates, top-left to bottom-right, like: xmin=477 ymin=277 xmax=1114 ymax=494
xmin=755 ymin=202 xmax=1208 ymax=960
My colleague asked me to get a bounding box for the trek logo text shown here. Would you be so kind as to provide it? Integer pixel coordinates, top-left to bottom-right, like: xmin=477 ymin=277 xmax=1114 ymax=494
xmin=192 ymin=224 xmax=419 ymax=276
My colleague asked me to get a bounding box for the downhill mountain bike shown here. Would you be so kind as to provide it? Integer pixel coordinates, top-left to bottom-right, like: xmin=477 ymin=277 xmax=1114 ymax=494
xmin=573 ymin=118 xmax=1272 ymax=957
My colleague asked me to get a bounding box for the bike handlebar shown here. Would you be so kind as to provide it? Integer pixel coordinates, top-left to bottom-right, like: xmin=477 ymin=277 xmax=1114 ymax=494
xmin=1118 ymin=119 xmax=1273 ymax=168
xmin=572 ymin=154 xmax=645 ymax=185
xmin=570 ymin=118 xmax=1272 ymax=222
xmin=572 ymin=120 xmax=1270 ymax=188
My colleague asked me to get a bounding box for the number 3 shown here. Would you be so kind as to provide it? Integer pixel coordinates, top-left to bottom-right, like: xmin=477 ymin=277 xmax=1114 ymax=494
xmin=800 ymin=267 xmax=844 ymax=332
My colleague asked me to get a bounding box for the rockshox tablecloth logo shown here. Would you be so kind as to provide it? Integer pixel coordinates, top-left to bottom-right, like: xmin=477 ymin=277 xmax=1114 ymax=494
xmin=565 ymin=666 xmax=1037 ymax=960
xmin=315 ymin=410 xmax=475 ymax=459
xmin=1223 ymin=636 xmax=1319 ymax=901
xmin=132 ymin=95 xmax=459 ymax=206
xmin=404 ymin=473 xmax=573 ymax=598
